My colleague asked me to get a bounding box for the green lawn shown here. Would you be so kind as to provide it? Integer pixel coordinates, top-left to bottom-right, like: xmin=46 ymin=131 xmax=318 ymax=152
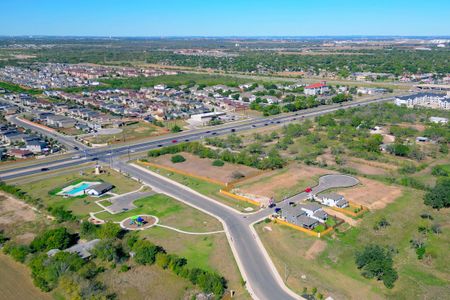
xmin=142 ymin=164 xmax=258 ymax=211
xmin=139 ymin=226 xmax=250 ymax=299
xmin=256 ymin=188 xmax=450 ymax=299
xmin=16 ymin=168 xmax=141 ymax=217
xmin=95 ymin=193 xmax=222 ymax=233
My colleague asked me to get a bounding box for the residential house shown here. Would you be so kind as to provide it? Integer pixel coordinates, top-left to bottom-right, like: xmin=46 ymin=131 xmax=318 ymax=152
xmin=298 ymin=203 xmax=328 ymax=223
xmin=280 ymin=206 xmax=319 ymax=229
xmin=304 ymin=82 xmax=329 ymax=96
xmin=315 ymin=193 xmax=349 ymax=208
xmin=9 ymin=149 xmax=33 ymax=158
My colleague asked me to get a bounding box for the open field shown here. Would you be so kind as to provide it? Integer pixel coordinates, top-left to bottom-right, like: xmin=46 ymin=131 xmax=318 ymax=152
xmin=140 ymin=163 xmax=259 ymax=211
xmin=0 ymin=254 xmax=52 ymax=300
xmin=139 ymin=226 xmax=249 ymax=299
xmin=95 ymin=193 xmax=223 ymax=232
xmin=0 ymin=192 xmax=36 ymax=225
xmin=236 ymin=163 xmax=333 ymax=201
xmin=152 ymin=152 xmax=260 ymax=184
xmin=16 ymin=167 xmax=141 ymax=217
xmin=256 ymin=188 xmax=450 ymax=299
xmin=84 ymin=121 xmax=169 ymax=145
xmin=99 ymin=263 xmax=195 ymax=300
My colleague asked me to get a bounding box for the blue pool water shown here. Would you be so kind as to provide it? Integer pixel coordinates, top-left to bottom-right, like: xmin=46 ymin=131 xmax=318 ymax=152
xmin=66 ymin=183 xmax=92 ymax=195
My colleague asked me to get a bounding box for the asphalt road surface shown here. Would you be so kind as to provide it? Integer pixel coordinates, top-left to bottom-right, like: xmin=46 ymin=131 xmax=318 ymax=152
xmin=117 ymin=161 xmax=360 ymax=300
xmin=0 ymin=95 xmax=396 ymax=181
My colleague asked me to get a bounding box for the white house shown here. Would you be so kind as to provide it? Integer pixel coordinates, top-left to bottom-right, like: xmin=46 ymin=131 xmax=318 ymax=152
xmin=315 ymin=193 xmax=349 ymax=208
xmin=304 ymin=82 xmax=329 ymax=96
xmin=298 ymin=203 xmax=328 ymax=223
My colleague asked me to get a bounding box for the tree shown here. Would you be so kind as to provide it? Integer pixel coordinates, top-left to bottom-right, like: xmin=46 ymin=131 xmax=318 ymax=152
xmin=132 ymin=240 xmax=163 ymax=265
xmin=171 ymin=124 xmax=182 ymax=133
xmin=355 ymin=244 xmax=398 ymax=289
xmin=97 ymin=222 xmax=122 ymax=239
xmin=171 ymin=154 xmax=186 ymax=163
xmin=30 ymin=228 xmax=73 ymax=252
xmin=93 ymin=239 xmax=125 ymax=262
xmin=424 ymin=179 xmax=450 ymax=209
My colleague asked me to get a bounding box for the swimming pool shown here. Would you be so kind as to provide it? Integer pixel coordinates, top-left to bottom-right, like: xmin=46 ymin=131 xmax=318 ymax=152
xmin=66 ymin=183 xmax=92 ymax=196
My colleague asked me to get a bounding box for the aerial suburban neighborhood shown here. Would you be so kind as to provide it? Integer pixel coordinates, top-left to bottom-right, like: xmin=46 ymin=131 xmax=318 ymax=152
xmin=0 ymin=2 xmax=448 ymax=300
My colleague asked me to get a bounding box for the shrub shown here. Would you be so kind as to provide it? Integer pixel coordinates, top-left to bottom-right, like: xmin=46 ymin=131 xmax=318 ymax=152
xmin=171 ymin=154 xmax=186 ymax=163
xmin=231 ymin=171 xmax=245 ymax=180
xmin=212 ymin=159 xmax=224 ymax=167
xmin=119 ymin=264 xmax=130 ymax=272
xmin=3 ymin=243 xmax=30 ymax=263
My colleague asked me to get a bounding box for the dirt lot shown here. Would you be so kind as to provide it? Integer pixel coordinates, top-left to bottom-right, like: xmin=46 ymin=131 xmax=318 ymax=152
xmin=237 ymin=163 xmax=335 ymax=201
xmin=0 ymin=254 xmax=52 ymax=300
xmin=336 ymin=177 xmax=403 ymax=210
xmin=152 ymin=152 xmax=260 ymax=184
xmin=305 ymin=240 xmax=327 ymax=260
xmin=0 ymin=193 xmax=36 ymax=226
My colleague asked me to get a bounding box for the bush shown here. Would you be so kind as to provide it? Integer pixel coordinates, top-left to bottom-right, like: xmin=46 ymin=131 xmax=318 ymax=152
xmin=97 ymin=222 xmax=122 ymax=239
xmin=3 ymin=243 xmax=30 ymax=263
xmin=171 ymin=154 xmax=186 ymax=163
xmin=47 ymin=206 xmax=76 ymax=222
xmin=212 ymin=159 xmax=224 ymax=167
xmin=431 ymin=165 xmax=449 ymax=177
xmin=119 ymin=264 xmax=130 ymax=272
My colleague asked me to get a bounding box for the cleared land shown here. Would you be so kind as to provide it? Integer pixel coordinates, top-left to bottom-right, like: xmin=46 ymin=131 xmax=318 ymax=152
xmin=141 ymin=163 xmax=259 ymax=211
xmin=0 ymin=254 xmax=52 ymax=300
xmin=0 ymin=193 xmax=36 ymax=225
xmin=256 ymin=188 xmax=450 ymax=299
xmin=237 ymin=163 xmax=333 ymax=201
xmin=84 ymin=121 xmax=168 ymax=145
xmin=331 ymin=177 xmax=403 ymax=210
xmin=152 ymin=152 xmax=260 ymax=184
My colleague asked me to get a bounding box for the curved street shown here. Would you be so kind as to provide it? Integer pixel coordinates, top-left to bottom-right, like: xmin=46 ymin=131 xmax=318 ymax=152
xmin=117 ymin=161 xmax=359 ymax=300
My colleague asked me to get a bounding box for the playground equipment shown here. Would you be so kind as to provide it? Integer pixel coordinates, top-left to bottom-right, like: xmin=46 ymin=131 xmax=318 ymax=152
xmin=129 ymin=215 xmax=145 ymax=227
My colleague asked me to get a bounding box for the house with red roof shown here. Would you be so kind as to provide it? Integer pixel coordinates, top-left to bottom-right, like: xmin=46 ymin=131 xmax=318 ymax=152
xmin=304 ymin=81 xmax=329 ymax=96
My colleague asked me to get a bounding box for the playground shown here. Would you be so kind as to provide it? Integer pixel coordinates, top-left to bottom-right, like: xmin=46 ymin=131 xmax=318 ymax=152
xmin=120 ymin=215 xmax=158 ymax=230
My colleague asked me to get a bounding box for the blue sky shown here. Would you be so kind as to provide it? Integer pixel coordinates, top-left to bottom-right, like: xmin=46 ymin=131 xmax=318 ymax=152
xmin=1 ymin=0 xmax=449 ymax=36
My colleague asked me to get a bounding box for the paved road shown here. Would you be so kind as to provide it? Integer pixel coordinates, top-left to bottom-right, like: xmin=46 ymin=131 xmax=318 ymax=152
xmin=0 ymin=95 xmax=396 ymax=181
xmin=106 ymin=190 xmax=154 ymax=214
xmin=116 ymin=161 xmax=360 ymax=300
xmin=6 ymin=115 xmax=87 ymax=150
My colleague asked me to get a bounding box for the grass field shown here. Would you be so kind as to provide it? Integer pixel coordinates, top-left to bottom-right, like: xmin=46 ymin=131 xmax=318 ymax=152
xmin=141 ymin=163 xmax=259 ymax=211
xmin=139 ymin=226 xmax=249 ymax=299
xmin=17 ymin=167 xmax=141 ymax=217
xmin=256 ymin=188 xmax=450 ymax=299
xmin=0 ymin=254 xmax=52 ymax=300
xmin=95 ymin=193 xmax=223 ymax=232
xmin=98 ymin=263 xmax=195 ymax=300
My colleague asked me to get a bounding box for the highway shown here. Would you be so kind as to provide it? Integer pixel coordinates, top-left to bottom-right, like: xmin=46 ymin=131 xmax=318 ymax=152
xmin=0 ymin=95 xmax=396 ymax=181
xmin=0 ymin=95 xmax=396 ymax=299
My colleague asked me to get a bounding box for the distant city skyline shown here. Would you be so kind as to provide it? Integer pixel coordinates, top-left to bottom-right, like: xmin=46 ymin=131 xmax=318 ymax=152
xmin=2 ymin=0 xmax=449 ymax=36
